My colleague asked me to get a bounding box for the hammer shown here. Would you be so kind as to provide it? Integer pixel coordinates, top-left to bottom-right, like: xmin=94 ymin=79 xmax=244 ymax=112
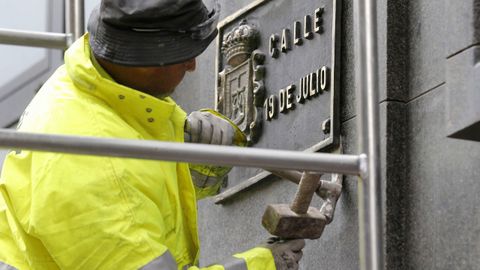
xmin=262 ymin=171 xmax=328 ymax=239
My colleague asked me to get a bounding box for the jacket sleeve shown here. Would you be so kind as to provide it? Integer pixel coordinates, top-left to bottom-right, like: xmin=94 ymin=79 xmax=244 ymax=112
xmin=184 ymin=247 xmax=276 ymax=270
xmin=189 ymin=163 xmax=230 ymax=200
xmin=139 ymin=247 xmax=275 ymax=270
xmin=189 ymin=109 xmax=248 ymax=200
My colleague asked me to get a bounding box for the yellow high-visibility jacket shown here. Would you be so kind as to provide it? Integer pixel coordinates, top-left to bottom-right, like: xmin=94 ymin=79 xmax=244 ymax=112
xmin=0 ymin=35 xmax=275 ymax=270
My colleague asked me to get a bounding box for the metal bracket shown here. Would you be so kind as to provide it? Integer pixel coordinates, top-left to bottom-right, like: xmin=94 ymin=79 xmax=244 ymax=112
xmin=268 ymin=169 xmax=343 ymax=224
xmin=318 ymin=173 xmax=342 ymax=224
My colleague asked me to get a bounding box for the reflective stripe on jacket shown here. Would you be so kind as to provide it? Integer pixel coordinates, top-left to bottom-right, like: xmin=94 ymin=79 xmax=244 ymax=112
xmin=0 ymin=35 xmax=275 ymax=270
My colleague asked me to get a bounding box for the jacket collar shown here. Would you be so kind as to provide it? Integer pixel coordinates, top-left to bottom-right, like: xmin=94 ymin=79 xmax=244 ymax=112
xmin=64 ymin=34 xmax=187 ymax=140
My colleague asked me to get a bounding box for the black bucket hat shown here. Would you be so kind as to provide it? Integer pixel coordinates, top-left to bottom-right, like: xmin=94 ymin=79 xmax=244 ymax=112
xmin=87 ymin=0 xmax=220 ymax=67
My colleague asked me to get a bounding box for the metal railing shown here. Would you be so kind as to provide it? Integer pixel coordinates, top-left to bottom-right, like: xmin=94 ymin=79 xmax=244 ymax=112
xmin=354 ymin=0 xmax=383 ymax=268
xmin=0 ymin=129 xmax=364 ymax=175
xmin=0 ymin=0 xmax=383 ymax=269
xmin=65 ymin=0 xmax=85 ymax=42
xmin=0 ymin=0 xmax=84 ymax=49
xmin=0 ymin=28 xmax=71 ymax=49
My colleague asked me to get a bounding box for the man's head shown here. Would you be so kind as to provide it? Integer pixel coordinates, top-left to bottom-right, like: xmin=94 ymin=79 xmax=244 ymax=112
xmin=87 ymin=0 xmax=219 ymax=96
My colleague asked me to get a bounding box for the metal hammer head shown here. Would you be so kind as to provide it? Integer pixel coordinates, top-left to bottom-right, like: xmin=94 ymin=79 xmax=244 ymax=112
xmin=262 ymin=204 xmax=327 ymax=239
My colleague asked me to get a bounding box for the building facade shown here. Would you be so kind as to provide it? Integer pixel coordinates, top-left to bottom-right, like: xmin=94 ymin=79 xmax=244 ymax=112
xmin=1 ymin=0 xmax=479 ymax=269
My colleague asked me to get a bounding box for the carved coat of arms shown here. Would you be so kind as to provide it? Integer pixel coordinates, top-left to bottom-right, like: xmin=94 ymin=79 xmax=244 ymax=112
xmin=216 ymin=20 xmax=265 ymax=144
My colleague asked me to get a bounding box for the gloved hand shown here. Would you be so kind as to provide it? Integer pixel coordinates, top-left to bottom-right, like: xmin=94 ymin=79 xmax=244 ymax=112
xmin=185 ymin=110 xmax=235 ymax=145
xmin=262 ymin=237 xmax=306 ymax=270
xmin=185 ymin=109 xmax=247 ymax=199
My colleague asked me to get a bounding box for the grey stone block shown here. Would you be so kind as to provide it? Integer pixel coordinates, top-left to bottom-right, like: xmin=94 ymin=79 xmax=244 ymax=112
xmin=383 ymin=0 xmax=409 ymax=102
xmin=405 ymin=85 xmax=480 ymax=269
xmin=339 ymin=0 xmax=357 ymax=122
xmin=446 ymin=45 xmax=480 ymax=141
xmin=407 ymin=0 xmax=446 ymax=100
xmin=445 ymin=0 xmax=480 ymax=57
xmin=379 ymin=100 xmax=409 ymax=269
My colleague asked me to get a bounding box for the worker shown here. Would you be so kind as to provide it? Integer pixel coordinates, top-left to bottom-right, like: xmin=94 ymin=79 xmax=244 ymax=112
xmin=0 ymin=0 xmax=305 ymax=269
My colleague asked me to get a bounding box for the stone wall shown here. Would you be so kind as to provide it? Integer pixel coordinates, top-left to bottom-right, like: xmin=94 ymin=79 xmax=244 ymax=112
xmin=173 ymin=0 xmax=480 ymax=269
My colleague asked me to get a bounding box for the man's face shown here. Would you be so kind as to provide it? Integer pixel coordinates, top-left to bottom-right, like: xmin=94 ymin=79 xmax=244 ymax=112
xmin=97 ymin=57 xmax=196 ymax=98
xmin=132 ymin=58 xmax=197 ymax=98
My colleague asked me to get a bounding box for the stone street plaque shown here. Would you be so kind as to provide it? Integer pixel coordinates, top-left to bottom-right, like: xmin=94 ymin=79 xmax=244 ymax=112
xmin=215 ymin=0 xmax=341 ymax=199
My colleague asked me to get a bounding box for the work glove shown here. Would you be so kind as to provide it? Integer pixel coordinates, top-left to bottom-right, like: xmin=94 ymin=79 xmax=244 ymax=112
xmin=185 ymin=110 xmax=236 ymax=145
xmin=185 ymin=109 xmax=247 ymax=199
xmin=262 ymin=237 xmax=306 ymax=270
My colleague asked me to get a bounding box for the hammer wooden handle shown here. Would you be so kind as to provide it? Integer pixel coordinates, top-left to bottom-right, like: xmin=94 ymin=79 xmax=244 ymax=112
xmin=289 ymin=171 xmax=321 ymax=214
xmin=267 ymin=169 xmax=303 ymax=183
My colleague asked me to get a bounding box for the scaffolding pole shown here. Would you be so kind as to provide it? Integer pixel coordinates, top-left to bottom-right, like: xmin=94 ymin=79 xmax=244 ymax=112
xmin=354 ymin=0 xmax=384 ymax=269
xmin=65 ymin=0 xmax=85 ymax=41
xmin=0 ymin=28 xmax=70 ymax=49
xmin=0 ymin=129 xmax=365 ymax=175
